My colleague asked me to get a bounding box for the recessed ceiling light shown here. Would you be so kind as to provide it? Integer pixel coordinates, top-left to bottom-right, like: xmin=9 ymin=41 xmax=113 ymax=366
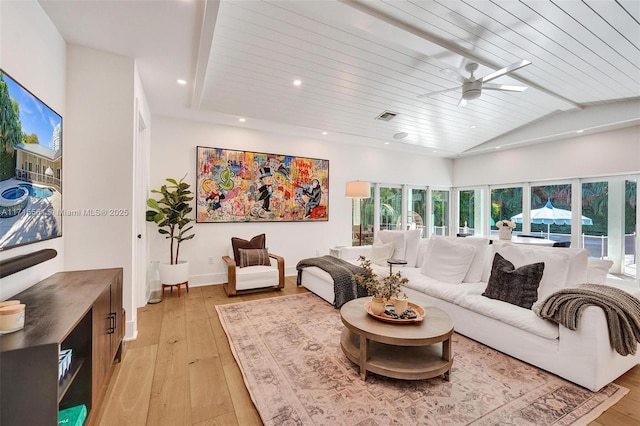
xmin=238 ymin=118 xmax=246 ymax=122
xmin=433 ymin=150 xmax=438 ymax=153
xmin=293 ymin=79 xmax=302 ymax=86
xmin=321 ymin=131 xmax=328 ymax=135
xmin=177 ymin=79 xmax=187 ymax=85
xmin=576 ymin=129 xmax=584 ymax=133
xmin=495 ymin=146 xmax=501 ymax=149
xmin=384 ymin=142 xmax=390 ymax=145
xmin=469 ymin=125 xmax=477 ymax=129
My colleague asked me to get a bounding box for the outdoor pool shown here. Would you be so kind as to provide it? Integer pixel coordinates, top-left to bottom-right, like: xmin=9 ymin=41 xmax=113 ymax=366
xmin=18 ymin=183 xmax=54 ymax=199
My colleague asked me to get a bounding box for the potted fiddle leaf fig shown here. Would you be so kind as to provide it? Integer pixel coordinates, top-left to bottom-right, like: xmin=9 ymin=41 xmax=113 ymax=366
xmin=146 ymin=175 xmax=195 ymax=286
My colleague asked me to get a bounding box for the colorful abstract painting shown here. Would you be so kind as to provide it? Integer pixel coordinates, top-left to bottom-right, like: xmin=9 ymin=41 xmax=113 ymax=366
xmin=196 ymin=146 xmax=329 ymax=223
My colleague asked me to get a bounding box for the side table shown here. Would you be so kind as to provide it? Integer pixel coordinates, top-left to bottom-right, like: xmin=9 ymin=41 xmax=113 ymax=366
xmin=387 ymin=258 xmax=407 ymax=275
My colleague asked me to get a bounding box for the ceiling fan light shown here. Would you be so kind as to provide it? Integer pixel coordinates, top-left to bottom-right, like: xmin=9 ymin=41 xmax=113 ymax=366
xmin=462 ymin=89 xmax=481 ymax=100
xmin=462 ymin=80 xmax=482 ymax=100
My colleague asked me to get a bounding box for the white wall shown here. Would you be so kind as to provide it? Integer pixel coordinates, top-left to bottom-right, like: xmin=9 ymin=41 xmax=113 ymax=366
xmin=149 ymin=116 xmax=453 ymax=286
xmin=0 ymin=1 xmax=66 ymax=300
xmin=65 ymin=45 xmax=137 ymax=337
xmin=453 ymin=126 xmax=640 ymax=187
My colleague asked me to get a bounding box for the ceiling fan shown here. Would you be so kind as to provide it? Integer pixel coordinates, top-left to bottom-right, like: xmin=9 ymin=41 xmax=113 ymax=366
xmin=417 ymin=60 xmax=532 ymax=106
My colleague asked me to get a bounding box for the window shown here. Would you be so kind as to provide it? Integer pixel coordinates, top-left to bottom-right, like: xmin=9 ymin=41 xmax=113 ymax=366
xmin=581 ymin=181 xmax=608 ymax=258
xmin=491 ymin=187 xmax=522 ymax=237
xmin=625 ymin=178 xmax=637 ymax=277
xmin=408 ymin=187 xmax=427 ymax=237
xmin=530 ymin=183 xmax=571 ymax=241
xmin=379 ymin=186 xmax=401 ymax=230
xmin=431 ymin=189 xmax=449 ymax=236
xmin=459 ymin=189 xmax=483 ymax=236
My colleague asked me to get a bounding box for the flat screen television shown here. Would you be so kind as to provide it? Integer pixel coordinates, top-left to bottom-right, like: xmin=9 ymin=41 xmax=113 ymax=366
xmin=0 ymin=68 xmax=62 ymax=251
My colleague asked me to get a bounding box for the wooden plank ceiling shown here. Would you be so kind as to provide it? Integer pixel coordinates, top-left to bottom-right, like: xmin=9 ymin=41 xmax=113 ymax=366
xmin=199 ymin=0 xmax=640 ymax=155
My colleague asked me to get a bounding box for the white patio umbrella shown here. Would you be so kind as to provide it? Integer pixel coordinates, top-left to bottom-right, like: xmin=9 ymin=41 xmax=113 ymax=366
xmin=510 ymin=200 xmax=593 ymax=238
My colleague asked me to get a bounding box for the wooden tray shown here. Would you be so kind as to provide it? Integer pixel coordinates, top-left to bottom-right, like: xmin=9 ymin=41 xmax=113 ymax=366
xmin=364 ymin=301 xmax=425 ymax=324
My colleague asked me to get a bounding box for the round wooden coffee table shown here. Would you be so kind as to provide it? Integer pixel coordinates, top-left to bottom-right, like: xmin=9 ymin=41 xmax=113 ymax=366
xmin=340 ymin=297 xmax=454 ymax=381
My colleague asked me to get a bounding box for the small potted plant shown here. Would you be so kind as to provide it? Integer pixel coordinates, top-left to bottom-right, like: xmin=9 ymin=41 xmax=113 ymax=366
xmin=354 ymin=256 xmax=409 ymax=315
xmin=496 ymin=219 xmax=516 ymax=240
xmin=146 ymin=175 xmax=195 ymax=286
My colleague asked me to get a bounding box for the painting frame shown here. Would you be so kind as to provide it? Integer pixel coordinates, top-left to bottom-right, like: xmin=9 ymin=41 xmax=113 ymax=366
xmin=196 ymin=146 xmax=329 ymax=223
xmin=0 ymin=68 xmax=63 ymax=251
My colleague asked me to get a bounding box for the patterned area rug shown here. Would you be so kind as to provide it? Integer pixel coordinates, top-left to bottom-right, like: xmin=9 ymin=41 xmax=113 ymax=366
xmin=216 ymin=293 xmax=628 ymax=426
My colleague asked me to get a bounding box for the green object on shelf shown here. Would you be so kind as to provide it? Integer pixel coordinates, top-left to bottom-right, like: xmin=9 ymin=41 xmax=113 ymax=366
xmin=58 ymin=404 xmax=87 ymax=426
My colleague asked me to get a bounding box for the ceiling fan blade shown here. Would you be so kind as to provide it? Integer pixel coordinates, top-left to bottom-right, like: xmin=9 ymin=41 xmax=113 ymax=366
xmin=483 ymin=83 xmax=528 ymax=92
xmin=440 ymin=67 xmax=465 ymax=84
xmin=417 ymin=86 xmax=459 ymax=99
xmin=481 ymin=60 xmax=531 ymax=83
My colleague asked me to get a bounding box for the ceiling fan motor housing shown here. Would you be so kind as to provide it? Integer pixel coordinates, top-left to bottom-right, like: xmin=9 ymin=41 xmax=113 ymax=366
xmin=462 ymin=80 xmax=482 ymax=100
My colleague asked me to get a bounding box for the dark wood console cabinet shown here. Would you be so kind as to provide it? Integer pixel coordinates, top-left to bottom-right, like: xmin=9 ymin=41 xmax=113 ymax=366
xmin=0 ymin=268 xmax=124 ymax=426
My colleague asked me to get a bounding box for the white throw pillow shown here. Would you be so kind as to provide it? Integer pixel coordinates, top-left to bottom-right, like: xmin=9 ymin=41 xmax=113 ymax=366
xmin=490 ymin=242 xmax=571 ymax=301
xmin=586 ymin=258 xmax=613 ymax=284
xmin=415 ymin=239 xmax=431 ymax=268
xmin=559 ymin=248 xmax=589 ymax=286
xmin=432 ymin=236 xmax=490 ymax=283
xmin=377 ymin=230 xmax=406 ymax=260
xmin=403 ymin=229 xmax=422 ymax=267
xmin=421 ymin=236 xmax=476 ymax=284
xmin=369 ymin=242 xmax=394 ymax=266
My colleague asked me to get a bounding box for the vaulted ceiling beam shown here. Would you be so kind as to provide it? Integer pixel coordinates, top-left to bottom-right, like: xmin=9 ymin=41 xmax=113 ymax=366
xmin=339 ymin=0 xmax=582 ymax=110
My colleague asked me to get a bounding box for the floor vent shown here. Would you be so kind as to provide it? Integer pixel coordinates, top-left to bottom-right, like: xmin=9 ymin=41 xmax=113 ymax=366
xmin=375 ymin=111 xmax=398 ymax=121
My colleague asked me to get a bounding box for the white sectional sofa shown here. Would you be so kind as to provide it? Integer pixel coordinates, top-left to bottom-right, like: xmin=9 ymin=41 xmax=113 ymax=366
xmin=299 ymin=230 xmax=640 ymax=391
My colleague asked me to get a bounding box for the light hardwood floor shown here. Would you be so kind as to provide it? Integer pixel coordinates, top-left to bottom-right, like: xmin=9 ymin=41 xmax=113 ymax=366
xmin=92 ymin=277 xmax=640 ymax=426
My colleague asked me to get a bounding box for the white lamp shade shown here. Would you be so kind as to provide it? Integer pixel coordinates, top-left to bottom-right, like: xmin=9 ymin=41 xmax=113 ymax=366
xmin=345 ymin=181 xmax=371 ymax=198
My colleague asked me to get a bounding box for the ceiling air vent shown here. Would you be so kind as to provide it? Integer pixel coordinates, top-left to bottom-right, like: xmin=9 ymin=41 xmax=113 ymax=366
xmin=375 ymin=111 xmax=398 ymax=121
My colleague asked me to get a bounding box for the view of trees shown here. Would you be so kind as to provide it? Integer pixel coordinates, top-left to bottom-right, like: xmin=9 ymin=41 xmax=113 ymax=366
xmin=455 ymin=182 xmax=637 ymax=238
xmin=0 ymin=72 xmax=22 ymax=180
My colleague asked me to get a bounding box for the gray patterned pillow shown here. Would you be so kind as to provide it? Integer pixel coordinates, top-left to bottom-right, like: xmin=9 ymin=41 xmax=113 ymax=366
xmin=482 ymin=253 xmax=544 ymax=309
xmin=238 ymin=248 xmax=271 ymax=268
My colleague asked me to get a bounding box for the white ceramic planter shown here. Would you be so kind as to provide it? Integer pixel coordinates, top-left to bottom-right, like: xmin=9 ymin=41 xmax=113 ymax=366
xmin=392 ymin=297 xmax=409 ymax=314
xmin=498 ymin=227 xmax=512 ymax=240
xmin=158 ymin=261 xmax=189 ymax=285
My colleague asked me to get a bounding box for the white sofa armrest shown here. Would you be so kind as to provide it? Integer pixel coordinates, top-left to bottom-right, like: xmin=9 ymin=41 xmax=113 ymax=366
xmin=340 ymin=246 xmax=372 ymax=261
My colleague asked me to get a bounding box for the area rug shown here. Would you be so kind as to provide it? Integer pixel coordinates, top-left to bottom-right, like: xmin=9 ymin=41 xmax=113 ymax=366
xmin=216 ymin=293 xmax=628 ymax=426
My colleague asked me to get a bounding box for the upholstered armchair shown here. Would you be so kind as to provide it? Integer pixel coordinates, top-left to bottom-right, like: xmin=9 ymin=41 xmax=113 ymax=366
xmin=222 ymin=234 xmax=285 ymax=296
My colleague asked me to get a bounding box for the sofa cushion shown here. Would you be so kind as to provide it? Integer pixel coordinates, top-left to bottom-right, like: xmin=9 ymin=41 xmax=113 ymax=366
xmin=421 ymin=236 xmax=476 ymax=284
xmin=486 ymin=242 xmax=572 ymax=302
xmin=586 ymin=258 xmax=614 ymax=284
xmin=369 ymin=242 xmax=394 ymax=266
xmin=376 ymin=230 xmax=406 ymax=260
xmin=375 ymin=229 xmax=422 ymax=266
xmin=402 ymin=269 xmax=475 ymax=305
xmin=231 ymin=234 xmax=266 ymax=262
xmin=415 ymin=239 xmax=430 ymax=268
xmin=403 ymin=229 xmax=422 ymax=267
xmin=237 ymin=248 xmax=271 ymax=268
xmin=560 ymin=248 xmax=589 ymax=286
xmin=460 ymin=293 xmax=560 ymax=340
xmin=235 ymin=265 xmax=279 ymax=290
xmin=483 ymin=253 xmax=544 ymax=309
xmin=432 ymin=236 xmax=491 ymax=283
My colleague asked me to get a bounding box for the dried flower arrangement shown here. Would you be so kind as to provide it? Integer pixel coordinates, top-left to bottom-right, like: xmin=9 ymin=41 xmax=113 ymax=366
xmin=353 ymin=256 xmax=408 ymax=300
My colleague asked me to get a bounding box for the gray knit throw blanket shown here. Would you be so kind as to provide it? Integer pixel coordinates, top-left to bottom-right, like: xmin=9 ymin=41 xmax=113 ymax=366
xmin=296 ymin=255 xmax=369 ymax=308
xmin=534 ymin=284 xmax=640 ymax=356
